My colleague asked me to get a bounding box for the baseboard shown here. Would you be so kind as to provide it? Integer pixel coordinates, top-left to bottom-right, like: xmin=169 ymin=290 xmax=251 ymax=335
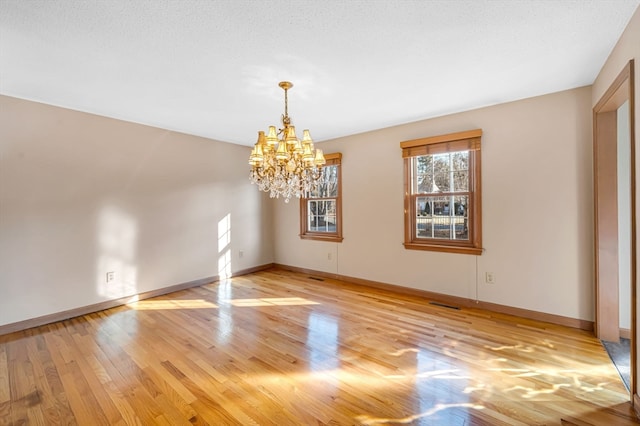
xmin=621 ymin=328 xmax=631 ymax=339
xmin=2 ymin=261 xmax=591 ymax=336
xmin=634 ymin=393 xmax=640 ymax=419
xmin=273 ymin=263 xmax=594 ymax=332
xmin=0 ymin=263 xmax=274 ymax=336
xmin=232 ymin=263 xmax=275 ymax=277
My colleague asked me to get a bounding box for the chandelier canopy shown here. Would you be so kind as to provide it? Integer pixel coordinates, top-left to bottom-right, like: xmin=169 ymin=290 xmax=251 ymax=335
xmin=249 ymin=81 xmax=326 ymax=202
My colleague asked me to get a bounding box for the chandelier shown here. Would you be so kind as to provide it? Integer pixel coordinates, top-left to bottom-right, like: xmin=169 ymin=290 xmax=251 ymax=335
xmin=249 ymin=81 xmax=326 ymax=202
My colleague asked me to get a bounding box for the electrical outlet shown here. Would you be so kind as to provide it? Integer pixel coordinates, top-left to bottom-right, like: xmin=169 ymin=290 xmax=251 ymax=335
xmin=106 ymin=271 xmax=115 ymax=283
xmin=485 ymin=272 xmax=495 ymax=284
xmin=239 ymin=250 xmax=244 ymax=258
xmin=327 ymin=252 xmax=332 ymax=260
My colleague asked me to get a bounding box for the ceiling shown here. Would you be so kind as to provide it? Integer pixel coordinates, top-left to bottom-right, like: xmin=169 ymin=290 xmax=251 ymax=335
xmin=1 ymin=1 xmax=638 ymax=146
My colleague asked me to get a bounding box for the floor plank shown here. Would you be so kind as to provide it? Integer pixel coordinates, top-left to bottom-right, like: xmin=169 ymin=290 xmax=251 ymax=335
xmin=1 ymin=268 xmax=638 ymax=425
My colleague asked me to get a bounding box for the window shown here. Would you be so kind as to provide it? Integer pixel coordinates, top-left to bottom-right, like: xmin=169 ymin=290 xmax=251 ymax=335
xmin=300 ymin=153 xmax=343 ymax=242
xmin=401 ymin=129 xmax=482 ymax=255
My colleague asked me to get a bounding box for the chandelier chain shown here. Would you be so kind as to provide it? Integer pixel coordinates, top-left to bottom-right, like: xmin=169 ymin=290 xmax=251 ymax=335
xmin=284 ymin=86 xmax=288 ymax=120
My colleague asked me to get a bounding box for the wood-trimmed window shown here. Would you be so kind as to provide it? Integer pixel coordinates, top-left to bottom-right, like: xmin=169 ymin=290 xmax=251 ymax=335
xmin=401 ymin=130 xmax=482 ymax=255
xmin=300 ymin=153 xmax=343 ymax=242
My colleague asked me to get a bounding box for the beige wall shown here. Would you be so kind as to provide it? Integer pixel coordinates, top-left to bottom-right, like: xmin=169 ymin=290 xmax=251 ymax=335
xmin=5 ymin=8 xmax=637 ymax=329
xmin=0 ymin=95 xmax=273 ymax=327
xmin=592 ymin=6 xmax=640 ymax=107
xmin=274 ymin=86 xmax=594 ymax=321
xmin=592 ymin=4 xmax=640 ymax=399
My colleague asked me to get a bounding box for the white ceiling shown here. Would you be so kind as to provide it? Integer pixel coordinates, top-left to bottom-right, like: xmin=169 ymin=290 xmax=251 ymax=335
xmin=1 ymin=1 xmax=638 ymax=146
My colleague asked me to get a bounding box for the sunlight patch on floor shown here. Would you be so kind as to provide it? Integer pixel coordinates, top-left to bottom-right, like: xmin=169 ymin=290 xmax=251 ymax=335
xmin=227 ymin=297 xmax=320 ymax=307
xmin=126 ymin=296 xmax=321 ymax=310
xmin=127 ymin=299 xmax=218 ymax=310
xmin=356 ymin=403 xmax=484 ymax=425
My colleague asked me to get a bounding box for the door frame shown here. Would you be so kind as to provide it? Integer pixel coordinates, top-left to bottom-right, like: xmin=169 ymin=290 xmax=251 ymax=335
xmin=593 ymin=59 xmax=636 ymax=401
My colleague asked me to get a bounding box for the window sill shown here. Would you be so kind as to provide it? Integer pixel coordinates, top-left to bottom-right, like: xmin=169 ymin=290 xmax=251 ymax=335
xmin=403 ymin=242 xmax=482 ymax=255
xmin=300 ymin=234 xmax=344 ymax=243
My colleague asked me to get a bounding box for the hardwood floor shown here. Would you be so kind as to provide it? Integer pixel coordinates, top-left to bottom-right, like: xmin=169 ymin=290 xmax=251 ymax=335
xmin=1 ymin=268 xmax=638 ymax=425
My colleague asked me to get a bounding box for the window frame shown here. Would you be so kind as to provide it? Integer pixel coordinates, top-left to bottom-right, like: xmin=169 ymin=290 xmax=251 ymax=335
xmin=299 ymin=152 xmax=343 ymax=242
xmin=401 ymin=129 xmax=482 ymax=255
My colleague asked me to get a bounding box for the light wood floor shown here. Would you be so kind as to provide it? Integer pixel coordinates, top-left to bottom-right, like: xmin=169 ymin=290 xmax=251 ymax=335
xmin=1 ymin=268 xmax=638 ymax=425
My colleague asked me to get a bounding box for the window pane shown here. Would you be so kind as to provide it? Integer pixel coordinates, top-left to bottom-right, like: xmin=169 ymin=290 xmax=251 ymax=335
xmin=308 ymin=200 xmax=337 ymax=233
xmin=453 ymin=171 xmax=468 ymax=192
xmin=432 ymin=154 xmax=450 ymax=193
xmin=453 ymin=195 xmax=468 ymax=217
xmin=416 ymin=211 xmax=452 ymax=239
xmin=430 ymin=196 xmax=449 ymax=216
xmin=416 ymin=155 xmax=433 ymax=174
xmin=415 ymin=195 xmax=470 ymax=241
xmin=416 ymin=215 xmax=432 ymax=238
xmin=414 ymin=156 xmax=432 ymax=193
xmin=433 ymin=172 xmax=450 ymax=192
xmin=310 ymin=165 xmax=338 ymax=198
xmin=308 ymin=200 xmax=317 ymax=230
xmin=452 ymin=151 xmax=468 ymax=171
xmin=432 ymin=216 xmax=451 ymax=239
xmin=416 ymin=196 xmax=430 ymax=216
xmin=416 ymin=196 xmax=433 ymax=238
xmin=413 ymin=151 xmax=470 ymax=194
xmin=417 ymin=173 xmax=434 ymax=193
xmin=453 ymin=195 xmax=469 ymax=240
xmin=433 ymin=154 xmax=450 ymax=173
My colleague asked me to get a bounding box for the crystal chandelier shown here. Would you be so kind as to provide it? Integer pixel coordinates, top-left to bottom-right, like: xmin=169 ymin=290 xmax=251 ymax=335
xmin=249 ymin=81 xmax=326 ymax=202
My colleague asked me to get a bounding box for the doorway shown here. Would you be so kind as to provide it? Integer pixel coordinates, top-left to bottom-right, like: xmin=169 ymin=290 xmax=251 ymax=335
xmin=593 ymin=60 xmax=636 ymax=402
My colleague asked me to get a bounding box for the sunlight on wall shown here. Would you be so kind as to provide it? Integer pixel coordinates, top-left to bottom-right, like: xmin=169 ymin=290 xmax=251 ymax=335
xmin=96 ymin=205 xmax=138 ymax=299
xmin=218 ymin=214 xmax=231 ymax=279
